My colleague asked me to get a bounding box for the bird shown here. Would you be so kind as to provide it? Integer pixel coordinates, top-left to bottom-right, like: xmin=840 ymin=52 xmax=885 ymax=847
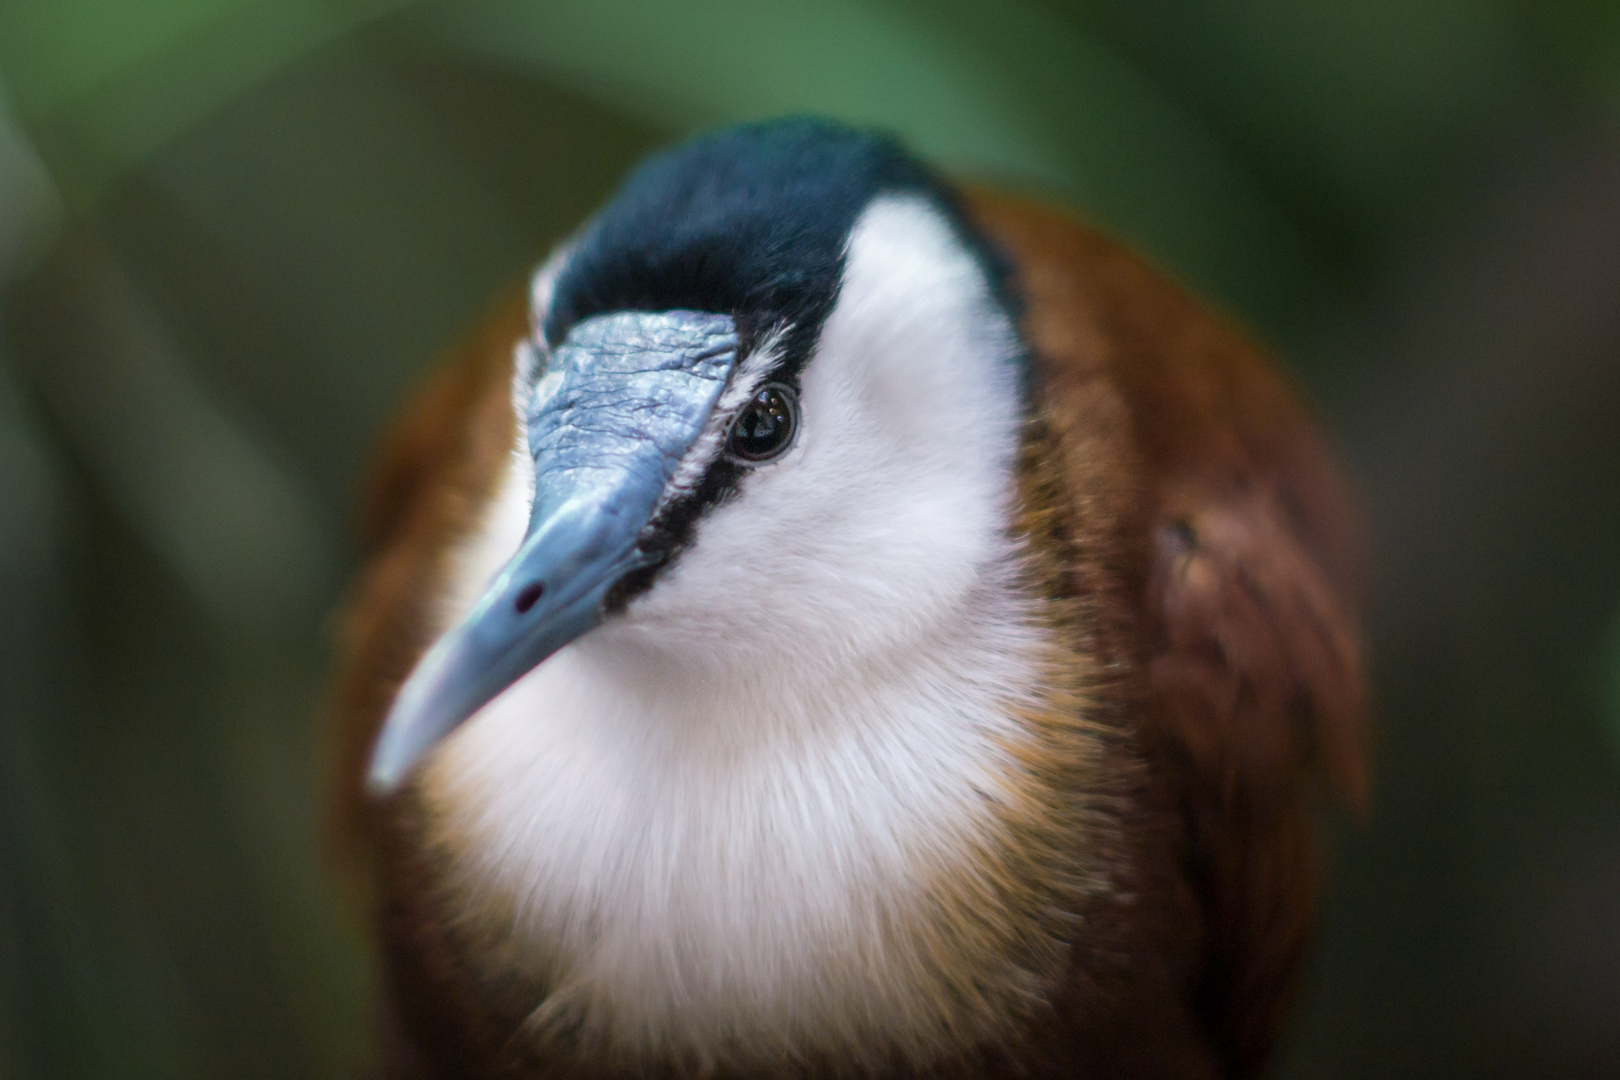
xmin=326 ymin=118 xmax=1367 ymax=1080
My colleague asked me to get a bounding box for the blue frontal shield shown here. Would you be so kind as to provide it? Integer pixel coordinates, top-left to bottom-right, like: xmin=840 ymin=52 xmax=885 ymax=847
xmin=366 ymin=310 xmax=738 ymax=794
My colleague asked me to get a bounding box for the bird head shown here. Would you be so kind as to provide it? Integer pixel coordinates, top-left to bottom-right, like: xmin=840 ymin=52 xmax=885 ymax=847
xmin=367 ymin=120 xmax=1030 ymax=793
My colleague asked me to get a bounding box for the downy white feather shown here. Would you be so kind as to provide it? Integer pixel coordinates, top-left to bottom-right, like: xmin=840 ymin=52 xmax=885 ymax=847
xmin=417 ymin=195 xmax=1057 ymax=1062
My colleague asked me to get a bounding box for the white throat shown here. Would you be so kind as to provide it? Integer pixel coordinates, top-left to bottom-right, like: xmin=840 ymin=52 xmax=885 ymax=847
xmin=415 ymin=196 xmax=1063 ymax=1065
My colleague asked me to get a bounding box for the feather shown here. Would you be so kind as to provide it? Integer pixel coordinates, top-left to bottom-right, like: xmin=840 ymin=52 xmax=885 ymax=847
xmin=327 ymin=145 xmax=1366 ymax=1080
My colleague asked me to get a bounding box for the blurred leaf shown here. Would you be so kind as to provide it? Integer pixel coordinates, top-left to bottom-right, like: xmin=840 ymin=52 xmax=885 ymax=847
xmin=1532 ymin=0 xmax=1620 ymax=98
xmin=0 ymin=0 xmax=246 ymax=115
xmin=13 ymin=238 xmax=334 ymax=632
xmin=1052 ymin=0 xmax=1526 ymax=224
xmin=0 ymin=84 xmax=61 ymax=282
xmin=1604 ymin=604 xmax=1620 ymax=763
xmin=0 ymin=0 xmax=418 ymax=204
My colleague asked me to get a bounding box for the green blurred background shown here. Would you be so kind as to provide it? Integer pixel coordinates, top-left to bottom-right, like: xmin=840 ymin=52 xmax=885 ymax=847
xmin=1 ymin=1 xmax=1618 ymax=1076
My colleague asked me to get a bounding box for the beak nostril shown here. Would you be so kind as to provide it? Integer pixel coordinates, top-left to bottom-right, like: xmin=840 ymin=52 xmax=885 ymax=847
xmin=514 ymin=582 xmax=545 ymax=614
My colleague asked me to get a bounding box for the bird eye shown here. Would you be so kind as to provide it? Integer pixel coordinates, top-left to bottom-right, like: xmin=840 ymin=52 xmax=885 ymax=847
xmin=725 ymin=383 xmax=799 ymax=464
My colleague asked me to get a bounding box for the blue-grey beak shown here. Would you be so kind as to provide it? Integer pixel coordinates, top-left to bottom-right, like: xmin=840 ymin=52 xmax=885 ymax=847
xmin=366 ymin=310 xmax=738 ymax=794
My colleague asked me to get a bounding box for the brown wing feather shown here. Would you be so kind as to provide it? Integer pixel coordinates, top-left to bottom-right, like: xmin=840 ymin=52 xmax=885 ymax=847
xmin=966 ymin=190 xmax=1368 ymax=1077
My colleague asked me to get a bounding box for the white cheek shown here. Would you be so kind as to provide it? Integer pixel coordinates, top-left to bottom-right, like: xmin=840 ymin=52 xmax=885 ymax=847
xmin=627 ymin=195 xmax=1022 ymax=669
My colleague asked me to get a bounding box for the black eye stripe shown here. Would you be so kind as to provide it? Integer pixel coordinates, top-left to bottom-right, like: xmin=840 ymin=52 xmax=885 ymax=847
xmin=725 ymin=383 xmax=799 ymax=464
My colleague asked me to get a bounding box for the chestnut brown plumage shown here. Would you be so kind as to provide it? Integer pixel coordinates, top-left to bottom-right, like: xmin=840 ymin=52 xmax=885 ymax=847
xmin=328 ymin=175 xmax=1366 ymax=1079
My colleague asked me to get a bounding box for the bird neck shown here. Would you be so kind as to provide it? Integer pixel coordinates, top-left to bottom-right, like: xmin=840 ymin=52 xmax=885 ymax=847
xmin=405 ymin=436 xmax=1114 ymax=1070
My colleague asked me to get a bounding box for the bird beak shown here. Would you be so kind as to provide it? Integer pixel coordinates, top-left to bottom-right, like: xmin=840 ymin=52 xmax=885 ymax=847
xmin=366 ymin=310 xmax=739 ymax=795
